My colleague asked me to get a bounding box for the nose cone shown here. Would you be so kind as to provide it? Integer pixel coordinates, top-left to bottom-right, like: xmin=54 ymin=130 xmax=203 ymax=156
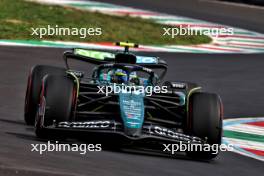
xmin=119 ymin=91 xmax=145 ymax=137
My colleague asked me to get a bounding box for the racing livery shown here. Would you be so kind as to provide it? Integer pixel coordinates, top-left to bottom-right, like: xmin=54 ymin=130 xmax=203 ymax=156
xmin=24 ymin=42 xmax=223 ymax=160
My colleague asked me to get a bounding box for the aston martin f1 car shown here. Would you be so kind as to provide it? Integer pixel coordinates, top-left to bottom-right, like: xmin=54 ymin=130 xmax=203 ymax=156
xmin=24 ymin=42 xmax=223 ymax=160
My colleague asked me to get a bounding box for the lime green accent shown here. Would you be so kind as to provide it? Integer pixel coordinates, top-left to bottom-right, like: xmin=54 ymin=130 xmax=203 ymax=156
xmin=147 ymin=111 xmax=154 ymax=120
xmin=92 ymin=105 xmax=105 ymax=112
xmin=115 ymin=72 xmax=126 ymax=76
xmin=74 ymin=49 xmax=114 ymax=60
xmin=116 ymin=42 xmax=138 ymax=48
xmin=186 ymin=87 xmax=202 ymax=113
xmin=66 ymin=71 xmax=80 ymax=98
xmin=224 ymin=130 xmax=264 ymax=143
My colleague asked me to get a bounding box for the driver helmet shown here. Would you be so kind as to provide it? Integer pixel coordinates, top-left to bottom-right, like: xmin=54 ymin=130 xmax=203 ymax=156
xmin=110 ymin=69 xmax=128 ymax=84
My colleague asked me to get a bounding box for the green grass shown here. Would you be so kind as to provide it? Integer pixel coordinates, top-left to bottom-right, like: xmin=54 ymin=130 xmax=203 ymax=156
xmin=0 ymin=0 xmax=211 ymax=45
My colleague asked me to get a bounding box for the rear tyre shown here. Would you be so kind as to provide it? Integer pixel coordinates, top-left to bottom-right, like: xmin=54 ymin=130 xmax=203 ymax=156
xmin=35 ymin=75 xmax=75 ymax=139
xmin=24 ymin=65 xmax=65 ymax=125
xmin=186 ymin=92 xmax=223 ymax=160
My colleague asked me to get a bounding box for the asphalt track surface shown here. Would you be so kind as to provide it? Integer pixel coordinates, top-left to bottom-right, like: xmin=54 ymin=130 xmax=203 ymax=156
xmin=0 ymin=1 xmax=264 ymax=176
xmin=96 ymin=0 xmax=264 ymax=33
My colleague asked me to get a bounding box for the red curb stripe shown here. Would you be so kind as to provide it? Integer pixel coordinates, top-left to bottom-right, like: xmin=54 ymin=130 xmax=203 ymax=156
xmin=97 ymin=42 xmax=241 ymax=52
xmin=94 ymin=42 xmax=114 ymax=46
xmin=246 ymin=121 xmax=264 ymax=127
xmin=242 ymin=147 xmax=264 ymax=157
xmin=109 ymin=10 xmax=159 ymax=16
xmin=193 ymin=45 xmax=242 ymax=52
xmin=226 ymin=43 xmax=264 ymax=48
xmin=218 ymin=35 xmax=264 ymax=40
xmin=172 ymin=24 xmax=225 ymax=28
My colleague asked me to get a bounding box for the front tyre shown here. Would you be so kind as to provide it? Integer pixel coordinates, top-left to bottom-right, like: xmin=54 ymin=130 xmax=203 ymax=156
xmin=186 ymin=92 xmax=223 ymax=160
xmin=24 ymin=65 xmax=65 ymax=125
xmin=35 ymin=75 xmax=76 ymax=139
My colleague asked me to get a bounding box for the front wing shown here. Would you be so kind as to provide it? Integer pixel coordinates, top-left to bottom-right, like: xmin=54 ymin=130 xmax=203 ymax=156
xmin=44 ymin=120 xmax=205 ymax=144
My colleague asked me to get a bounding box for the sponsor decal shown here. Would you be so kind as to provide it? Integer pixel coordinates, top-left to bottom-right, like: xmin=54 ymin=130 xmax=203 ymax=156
xmin=68 ymin=70 xmax=84 ymax=78
xmin=119 ymin=92 xmax=145 ymax=128
xmin=74 ymin=49 xmax=114 ymax=60
xmin=171 ymin=83 xmax=186 ymax=89
xmin=57 ymin=120 xmax=112 ymax=129
xmin=142 ymin=67 xmax=152 ymax=73
xmin=136 ymin=56 xmax=157 ymax=64
xmin=151 ymin=126 xmax=201 ymax=142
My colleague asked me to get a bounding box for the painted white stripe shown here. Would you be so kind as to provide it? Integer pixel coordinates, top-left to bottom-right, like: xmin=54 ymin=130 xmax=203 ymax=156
xmin=223 ymin=137 xmax=264 ymax=152
xmin=216 ymin=39 xmax=264 ymax=44
xmin=224 ymin=124 xmax=264 ymax=136
xmin=0 ymin=42 xmax=35 ymax=47
xmin=167 ymin=45 xmax=235 ymax=53
xmin=209 ymin=42 xmax=256 ymax=51
xmin=224 ymin=117 xmax=264 ymax=124
xmin=211 ymin=45 xmax=264 ymax=52
xmin=217 ymin=40 xmax=264 ymax=47
xmin=223 ymin=118 xmax=264 ymax=161
xmin=222 ymin=138 xmax=264 ymax=161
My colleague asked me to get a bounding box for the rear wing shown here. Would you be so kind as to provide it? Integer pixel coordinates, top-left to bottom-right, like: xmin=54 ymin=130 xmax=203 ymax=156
xmin=63 ymin=48 xmax=168 ymax=69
